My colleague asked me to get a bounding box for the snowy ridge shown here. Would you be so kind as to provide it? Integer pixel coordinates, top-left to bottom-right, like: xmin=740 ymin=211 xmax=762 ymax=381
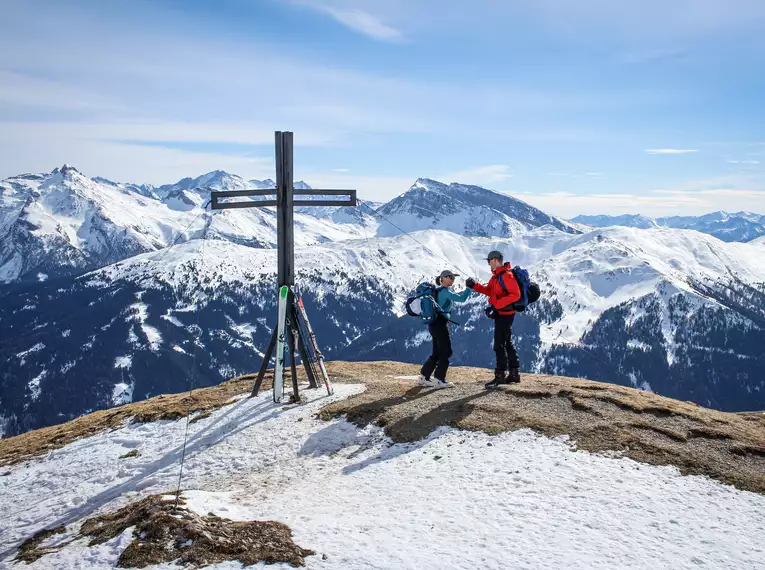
xmin=0 ymin=166 xmax=376 ymax=282
xmin=4 ymin=220 xmax=765 ymax=435
xmin=376 ymin=178 xmax=580 ymax=238
xmin=571 ymin=213 xmax=659 ymax=230
xmin=533 ymin=226 xmax=765 ymax=344
xmin=91 ymin=222 xmax=752 ymax=348
xmin=572 ymin=211 xmax=765 ymax=243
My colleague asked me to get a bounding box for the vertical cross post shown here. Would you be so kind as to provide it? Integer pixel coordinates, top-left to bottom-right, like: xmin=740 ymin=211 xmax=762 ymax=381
xmin=276 ymin=131 xmax=294 ymax=287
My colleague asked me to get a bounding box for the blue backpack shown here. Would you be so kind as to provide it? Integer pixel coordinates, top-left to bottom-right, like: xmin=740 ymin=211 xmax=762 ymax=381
xmin=405 ymin=283 xmax=443 ymax=324
xmin=498 ymin=266 xmax=540 ymax=312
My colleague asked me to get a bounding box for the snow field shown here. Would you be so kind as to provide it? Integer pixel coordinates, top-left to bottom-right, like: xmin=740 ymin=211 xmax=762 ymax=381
xmin=1 ymin=383 xmax=764 ymax=569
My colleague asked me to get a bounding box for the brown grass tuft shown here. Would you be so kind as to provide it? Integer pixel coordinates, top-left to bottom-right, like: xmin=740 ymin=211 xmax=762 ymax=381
xmin=79 ymin=493 xmax=313 ymax=568
xmin=14 ymin=526 xmax=67 ymax=563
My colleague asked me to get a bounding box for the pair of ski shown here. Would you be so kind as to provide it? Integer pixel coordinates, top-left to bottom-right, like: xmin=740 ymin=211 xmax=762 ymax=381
xmin=273 ymin=285 xmax=332 ymax=403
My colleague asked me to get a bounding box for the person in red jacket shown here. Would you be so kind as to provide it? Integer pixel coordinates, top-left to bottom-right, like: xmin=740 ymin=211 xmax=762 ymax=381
xmin=466 ymin=250 xmax=522 ymax=388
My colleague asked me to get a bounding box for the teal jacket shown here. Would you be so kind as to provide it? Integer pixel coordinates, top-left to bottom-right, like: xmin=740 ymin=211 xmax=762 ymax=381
xmin=435 ymin=287 xmax=471 ymax=320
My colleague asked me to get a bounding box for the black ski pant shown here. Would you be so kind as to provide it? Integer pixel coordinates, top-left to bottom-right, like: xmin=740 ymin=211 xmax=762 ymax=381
xmin=421 ymin=316 xmax=452 ymax=380
xmin=494 ymin=313 xmax=519 ymax=372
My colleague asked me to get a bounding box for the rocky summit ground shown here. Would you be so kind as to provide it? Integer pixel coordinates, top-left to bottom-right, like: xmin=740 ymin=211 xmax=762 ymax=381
xmin=3 ymin=361 xmax=765 ymax=569
xmin=2 ymin=361 xmax=764 ymax=495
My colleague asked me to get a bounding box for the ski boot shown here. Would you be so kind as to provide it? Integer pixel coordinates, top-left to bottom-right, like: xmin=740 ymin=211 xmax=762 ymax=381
xmin=484 ymin=369 xmax=509 ymax=389
xmin=507 ymin=368 xmax=521 ymax=384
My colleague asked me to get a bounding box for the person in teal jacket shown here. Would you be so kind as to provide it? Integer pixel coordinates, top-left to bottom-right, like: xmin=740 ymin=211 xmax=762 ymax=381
xmin=418 ymin=270 xmax=472 ymax=389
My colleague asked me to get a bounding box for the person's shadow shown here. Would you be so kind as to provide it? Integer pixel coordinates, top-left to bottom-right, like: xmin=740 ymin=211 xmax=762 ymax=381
xmin=299 ymin=389 xmax=492 ymax=475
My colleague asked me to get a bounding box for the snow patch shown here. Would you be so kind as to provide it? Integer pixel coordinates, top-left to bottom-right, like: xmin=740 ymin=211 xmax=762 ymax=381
xmin=142 ymin=325 xmax=162 ymax=352
xmin=112 ymin=382 xmax=134 ymax=406
xmin=627 ymin=339 xmax=651 ymax=352
xmin=161 ymin=311 xmax=183 ymax=327
xmin=17 ymin=342 xmax=45 ymax=365
xmin=28 ymin=370 xmax=47 ymax=401
xmin=405 ymin=329 xmax=431 ymax=349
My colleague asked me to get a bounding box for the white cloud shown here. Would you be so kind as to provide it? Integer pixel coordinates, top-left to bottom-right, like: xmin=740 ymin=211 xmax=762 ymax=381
xmin=645 ymin=149 xmax=699 ymax=155
xmin=727 ymin=159 xmax=760 ymax=165
xmin=0 ymin=130 xmax=275 ymax=185
xmin=333 ymin=168 xmax=350 ymax=172
xmin=514 ymin=173 xmax=765 ymax=218
xmin=585 ymin=172 xmax=604 ymax=177
xmin=299 ymin=172 xmax=415 ymax=202
xmin=441 ymin=165 xmax=514 ymax=185
xmin=0 ymin=121 xmax=334 ymax=147
xmin=305 ymin=3 xmax=403 ymax=42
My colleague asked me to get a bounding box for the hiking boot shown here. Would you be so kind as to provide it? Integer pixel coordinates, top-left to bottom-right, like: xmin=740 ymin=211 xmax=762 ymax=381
xmin=433 ymin=378 xmax=454 ymax=389
xmin=484 ymin=370 xmax=509 ymax=389
xmin=417 ymin=374 xmax=435 ymax=387
xmin=507 ymin=368 xmax=521 ymax=384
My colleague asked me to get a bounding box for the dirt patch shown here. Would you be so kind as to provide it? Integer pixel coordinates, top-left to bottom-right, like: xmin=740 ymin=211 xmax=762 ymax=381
xmin=119 ymin=449 xmax=141 ymax=459
xmin=321 ymin=361 xmax=765 ymax=495
xmin=15 ymin=494 xmax=314 ymax=568
xmin=14 ymin=526 xmax=66 ymax=563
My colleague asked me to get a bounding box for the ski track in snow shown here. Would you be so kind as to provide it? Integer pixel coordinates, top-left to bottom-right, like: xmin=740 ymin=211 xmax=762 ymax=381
xmin=1 ymin=384 xmax=764 ymax=569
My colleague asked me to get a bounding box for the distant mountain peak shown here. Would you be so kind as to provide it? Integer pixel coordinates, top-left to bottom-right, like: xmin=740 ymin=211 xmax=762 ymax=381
xmin=249 ymin=178 xmax=276 ymax=189
xmin=51 ymin=164 xmax=82 ymax=176
xmin=377 ymin=178 xmax=580 ymax=237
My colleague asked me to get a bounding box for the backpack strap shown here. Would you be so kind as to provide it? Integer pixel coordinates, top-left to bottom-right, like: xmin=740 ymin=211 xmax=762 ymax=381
xmin=432 ymin=288 xmax=446 ymax=315
xmin=404 ymin=297 xmax=419 ymax=317
xmin=496 ymin=272 xmax=509 ymax=294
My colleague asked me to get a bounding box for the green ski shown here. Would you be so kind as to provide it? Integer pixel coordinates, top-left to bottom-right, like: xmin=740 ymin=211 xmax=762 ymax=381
xmin=273 ymin=285 xmax=290 ymax=403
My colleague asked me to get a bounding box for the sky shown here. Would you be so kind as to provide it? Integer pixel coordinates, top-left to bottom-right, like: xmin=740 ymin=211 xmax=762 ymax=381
xmin=1 ymin=0 xmax=765 ymax=218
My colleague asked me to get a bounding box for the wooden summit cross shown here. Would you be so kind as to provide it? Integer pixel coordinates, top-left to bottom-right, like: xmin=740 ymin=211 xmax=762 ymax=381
xmin=210 ymin=131 xmax=356 ymax=403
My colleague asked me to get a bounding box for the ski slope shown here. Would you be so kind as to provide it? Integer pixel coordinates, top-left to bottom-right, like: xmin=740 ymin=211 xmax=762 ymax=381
xmin=1 ymin=384 xmax=764 ymax=569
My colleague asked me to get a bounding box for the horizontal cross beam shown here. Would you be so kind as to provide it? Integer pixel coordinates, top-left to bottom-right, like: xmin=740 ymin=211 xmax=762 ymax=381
xmin=211 ymin=188 xmax=356 ymax=210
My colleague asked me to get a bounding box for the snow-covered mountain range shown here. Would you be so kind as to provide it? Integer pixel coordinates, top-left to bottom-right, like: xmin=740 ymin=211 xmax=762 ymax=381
xmin=1 ymin=166 xmax=764 ymax=437
xmin=0 ymin=166 xmax=375 ymax=283
xmin=377 ymin=178 xmax=579 ymax=237
xmin=572 ymin=211 xmax=765 ymax=243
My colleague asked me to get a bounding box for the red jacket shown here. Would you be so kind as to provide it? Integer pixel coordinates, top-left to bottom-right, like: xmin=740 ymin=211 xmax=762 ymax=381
xmin=473 ymin=263 xmax=521 ymax=315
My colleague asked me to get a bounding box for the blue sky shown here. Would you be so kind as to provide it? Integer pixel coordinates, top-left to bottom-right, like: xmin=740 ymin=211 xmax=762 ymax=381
xmin=2 ymin=0 xmax=764 ymax=217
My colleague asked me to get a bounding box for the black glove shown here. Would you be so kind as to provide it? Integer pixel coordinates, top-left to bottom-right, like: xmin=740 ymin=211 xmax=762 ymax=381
xmin=466 ymin=278 xmax=476 ymax=289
